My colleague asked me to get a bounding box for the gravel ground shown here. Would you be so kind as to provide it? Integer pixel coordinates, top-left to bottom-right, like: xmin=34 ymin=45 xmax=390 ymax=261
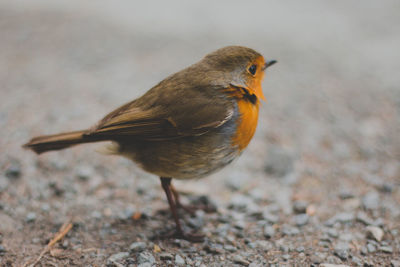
xmin=0 ymin=1 xmax=399 ymax=266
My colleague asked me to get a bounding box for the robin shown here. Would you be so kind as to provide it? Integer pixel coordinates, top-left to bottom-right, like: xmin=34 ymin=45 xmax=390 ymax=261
xmin=23 ymin=46 xmax=277 ymax=241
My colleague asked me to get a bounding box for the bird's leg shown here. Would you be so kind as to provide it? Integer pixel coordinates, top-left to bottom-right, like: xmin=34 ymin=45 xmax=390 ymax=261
xmin=170 ymin=183 xmax=217 ymax=214
xmin=170 ymin=183 xmax=196 ymax=216
xmin=160 ymin=177 xmax=183 ymax=234
xmin=160 ymin=177 xmax=203 ymax=242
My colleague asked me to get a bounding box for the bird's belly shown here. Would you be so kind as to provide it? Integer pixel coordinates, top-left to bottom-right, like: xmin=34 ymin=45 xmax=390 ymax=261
xmin=118 ymin=121 xmax=241 ymax=179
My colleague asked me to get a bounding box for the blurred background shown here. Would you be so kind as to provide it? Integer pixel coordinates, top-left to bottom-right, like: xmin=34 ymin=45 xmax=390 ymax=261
xmin=0 ymin=0 xmax=399 ymax=265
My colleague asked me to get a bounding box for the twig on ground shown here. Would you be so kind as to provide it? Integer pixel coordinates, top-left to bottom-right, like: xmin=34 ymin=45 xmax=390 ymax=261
xmin=23 ymin=220 xmax=73 ymax=267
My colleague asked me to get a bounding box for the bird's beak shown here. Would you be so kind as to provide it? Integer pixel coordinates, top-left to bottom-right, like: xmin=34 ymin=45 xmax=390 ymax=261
xmin=262 ymin=60 xmax=277 ymax=70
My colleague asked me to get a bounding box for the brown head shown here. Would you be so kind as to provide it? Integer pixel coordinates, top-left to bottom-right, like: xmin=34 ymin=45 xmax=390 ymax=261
xmin=201 ymin=46 xmax=276 ymax=101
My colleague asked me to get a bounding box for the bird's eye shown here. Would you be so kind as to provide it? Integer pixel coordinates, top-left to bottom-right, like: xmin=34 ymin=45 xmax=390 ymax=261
xmin=248 ymin=64 xmax=257 ymax=75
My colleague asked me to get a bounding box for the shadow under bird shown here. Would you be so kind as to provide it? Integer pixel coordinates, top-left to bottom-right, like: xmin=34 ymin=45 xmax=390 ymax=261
xmin=24 ymin=46 xmax=277 ymax=241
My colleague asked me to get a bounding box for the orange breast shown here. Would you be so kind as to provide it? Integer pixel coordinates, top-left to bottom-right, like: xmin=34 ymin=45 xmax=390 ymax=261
xmin=232 ymin=99 xmax=259 ymax=150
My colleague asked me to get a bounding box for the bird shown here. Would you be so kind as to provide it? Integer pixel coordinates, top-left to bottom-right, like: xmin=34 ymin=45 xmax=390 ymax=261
xmin=23 ymin=45 xmax=277 ymax=241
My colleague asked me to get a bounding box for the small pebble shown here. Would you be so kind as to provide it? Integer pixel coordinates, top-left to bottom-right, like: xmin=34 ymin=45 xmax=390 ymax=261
xmin=366 ymin=243 xmax=376 ymax=253
xmin=0 ymin=245 xmax=6 ymax=253
xmin=366 ymin=226 xmax=384 ymax=242
xmin=391 ymin=260 xmax=400 ymax=267
xmin=338 ymin=190 xmax=354 ymax=199
xmin=326 ymin=212 xmax=354 ymax=225
xmin=378 ymin=246 xmax=393 ymax=253
xmin=362 ymin=191 xmax=380 ymax=210
xmin=356 ymin=211 xmax=374 ymax=225
xmin=335 ymin=212 xmax=355 ymax=223
xmin=107 ymin=252 xmax=129 ymax=266
xmin=75 ymin=165 xmax=93 ymax=181
xmin=224 ymin=244 xmax=237 ymax=252
xmin=292 ymin=200 xmax=308 ymax=214
xmin=232 ymin=254 xmax=250 ymax=266
xmin=174 ymin=254 xmax=185 ymax=266
xmin=203 ymin=243 xmax=223 ymax=254
xmin=5 ymin=160 xmax=21 ymax=179
xmin=249 ymin=262 xmax=263 ymax=267
xmin=229 ymin=194 xmax=254 ymax=210
xmin=234 ymin=220 xmax=246 ymax=230
xmin=351 ymin=256 xmax=362 ymax=266
xmin=326 ymin=228 xmax=339 ymax=238
xmin=334 ymin=242 xmax=349 ymax=261
xmin=281 ymin=224 xmax=300 ymax=236
xmin=379 ymin=183 xmax=393 ymax=193
xmin=310 ymin=252 xmax=326 ymax=264
xmin=130 ymin=242 xmax=147 ymax=252
xmin=262 ymin=211 xmax=279 ymax=224
xmin=137 ymin=252 xmax=155 ymax=265
xmin=263 ymin=224 xmax=275 ymax=239
xmin=254 ymin=240 xmax=273 ymax=252
xmin=26 ymin=212 xmax=36 ymax=223
xmin=293 ymin=214 xmax=309 ymax=226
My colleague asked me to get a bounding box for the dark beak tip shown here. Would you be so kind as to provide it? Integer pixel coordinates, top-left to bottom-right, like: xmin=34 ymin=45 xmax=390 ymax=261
xmin=266 ymin=60 xmax=277 ymax=67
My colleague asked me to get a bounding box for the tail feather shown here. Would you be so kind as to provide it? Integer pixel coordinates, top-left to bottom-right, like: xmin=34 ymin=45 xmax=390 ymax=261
xmin=23 ymin=130 xmax=101 ymax=154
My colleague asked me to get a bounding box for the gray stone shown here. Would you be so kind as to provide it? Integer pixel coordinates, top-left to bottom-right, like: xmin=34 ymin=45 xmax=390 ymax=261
xmin=254 ymin=240 xmax=273 ymax=252
xmin=281 ymin=224 xmax=300 ymax=236
xmin=130 ymin=242 xmax=147 ymax=252
xmin=391 ymin=260 xmax=400 ymax=267
xmin=292 ymin=200 xmax=308 ymax=214
xmin=262 ymin=211 xmax=279 ymax=224
xmin=26 ymin=212 xmax=36 ymax=223
xmin=234 ymin=220 xmax=246 ymax=230
xmin=187 ymin=216 xmax=205 ymax=229
xmin=362 ymin=191 xmax=380 ymax=210
xmin=356 ymin=211 xmax=374 ymax=225
xmin=175 ymin=254 xmax=185 ymax=266
xmin=327 ymin=212 xmax=354 ymax=224
xmin=232 ymin=254 xmax=250 ymax=266
xmin=137 ymin=252 xmax=155 ymax=265
xmin=338 ymin=232 xmax=354 ymax=242
xmin=326 ymin=228 xmax=339 ymax=238
xmin=5 ymin=160 xmax=22 ymax=179
xmin=229 ymin=194 xmax=254 ymax=210
xmin=366 ymin=226 xmax=384 ymax=242
xmin=107 ymin=252 xmax=129 ymax=266
xmin=351 ymin=256 xmax=362 ymax=266
xmin=203 ymin=243 xmax=223 ymax=254
xmin=224 ymin=244 xmax=237 ymax=252
xmin=249 ymin=262 xmax=263 ymax=267
xmin=263 ymin=224 xmax=275 ymax=238
xmin=310 ymin=252 xmax=326 ymax=264
xmin=75 ymin=165 xmax=93 ymax=181
xmin=334 ymin=242 xmax=349 ymax=260
xmin=118 ymin=207 xmax=135 ymax=220
xmin=293 ymin=214 xmax=309 ymax=226
xmin=379 ymin=245 xmax=393 ymax=253
xmin=366 ymin=243 xmax=376 ymax=253
xmin=0 ymin=245 xmax=6 ymax=253
xmin=338 ymin=190 xmax=354 ymax=200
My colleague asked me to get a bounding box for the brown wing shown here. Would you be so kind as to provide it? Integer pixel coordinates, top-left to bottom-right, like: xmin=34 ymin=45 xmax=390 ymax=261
xmin=85 ymin=84 xmax=234 ymax=141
